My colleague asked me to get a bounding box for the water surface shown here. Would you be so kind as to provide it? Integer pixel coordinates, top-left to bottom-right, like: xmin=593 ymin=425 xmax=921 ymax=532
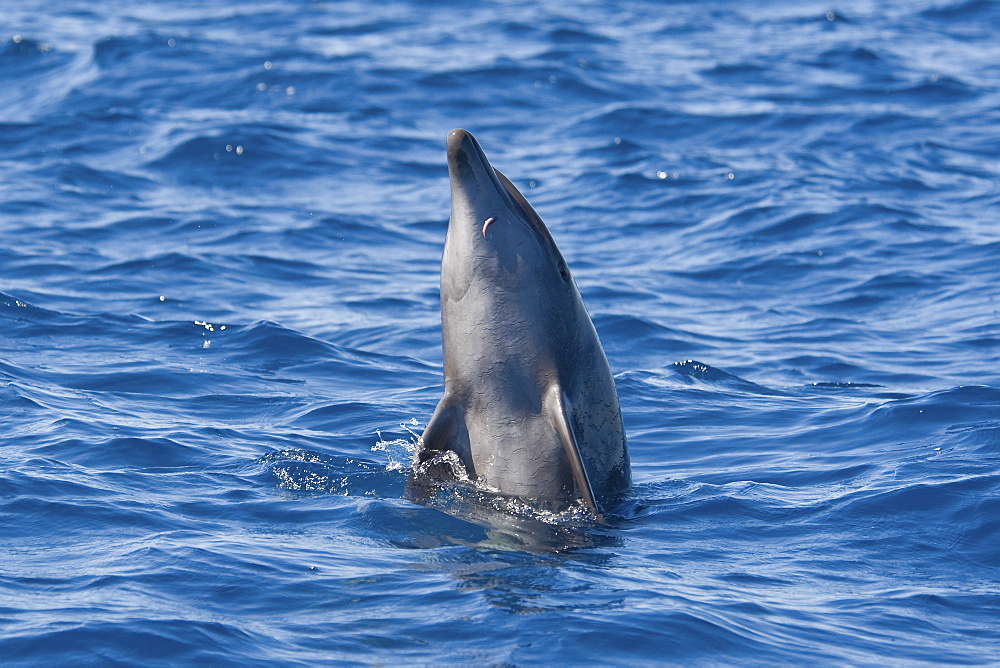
xmin=2 ymin=0 xmax=999 ymax=664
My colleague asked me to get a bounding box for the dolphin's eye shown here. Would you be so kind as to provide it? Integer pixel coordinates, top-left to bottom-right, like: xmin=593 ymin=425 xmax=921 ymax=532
xmin=558 ymin=261 xmax=570 ymax=281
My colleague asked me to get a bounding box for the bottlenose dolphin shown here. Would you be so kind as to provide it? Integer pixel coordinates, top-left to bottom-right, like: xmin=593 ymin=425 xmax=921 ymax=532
xmin=415 ymin=129 xmax=630 ymax=516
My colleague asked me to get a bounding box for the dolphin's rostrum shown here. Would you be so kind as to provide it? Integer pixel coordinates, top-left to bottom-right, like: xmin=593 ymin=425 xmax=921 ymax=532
xmin=415 ymin=129 xmax=630 ymax=516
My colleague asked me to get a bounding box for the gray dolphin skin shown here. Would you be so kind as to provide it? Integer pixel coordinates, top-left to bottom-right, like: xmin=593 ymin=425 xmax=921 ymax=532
xmin=415 ymin=128 xmax=630 ymax=515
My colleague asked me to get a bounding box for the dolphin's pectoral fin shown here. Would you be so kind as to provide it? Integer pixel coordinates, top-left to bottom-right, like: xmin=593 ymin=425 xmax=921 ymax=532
xmin=407 ymin=396 xmax=470 ymax=504
xmin=545 ymin=386 xmax=601 ymax=517
xmin=416 ymin=395 xmax=471 ymax=470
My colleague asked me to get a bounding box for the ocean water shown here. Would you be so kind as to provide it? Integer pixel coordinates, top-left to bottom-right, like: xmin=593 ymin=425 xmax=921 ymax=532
xmin=2 ymin=0 xmax=999 ymax=664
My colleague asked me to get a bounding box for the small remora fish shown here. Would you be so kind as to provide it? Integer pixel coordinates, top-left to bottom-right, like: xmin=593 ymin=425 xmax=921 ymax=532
xmin=414 ymin=129 xmax=630 ymax=516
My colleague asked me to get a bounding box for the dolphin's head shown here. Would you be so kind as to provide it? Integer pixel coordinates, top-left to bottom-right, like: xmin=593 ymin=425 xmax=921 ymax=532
xmin=444 ymin=128 xmax=572 ymax=294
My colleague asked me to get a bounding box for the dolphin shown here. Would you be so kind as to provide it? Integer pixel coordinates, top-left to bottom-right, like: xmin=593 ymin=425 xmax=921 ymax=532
xmin=414 ymin=129 xmax=630 ymax=516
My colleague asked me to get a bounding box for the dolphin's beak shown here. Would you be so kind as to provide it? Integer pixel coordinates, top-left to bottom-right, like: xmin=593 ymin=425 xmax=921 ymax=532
xmin=446 ymin=128 xmax=483 ymax=174
xmin=447 ymin=128 xmax=536 ymax=230
xmin=446 ymin=128 xmax=558 ymax=255
xmin=447 ymin=128 xmax=506 ymax=198
xmin=446 ymin=127 xmax=474 ymax=161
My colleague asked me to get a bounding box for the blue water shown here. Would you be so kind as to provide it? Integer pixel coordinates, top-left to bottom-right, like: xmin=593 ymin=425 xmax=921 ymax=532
xmin=2 ymin=0 xmax=999 ymax=664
